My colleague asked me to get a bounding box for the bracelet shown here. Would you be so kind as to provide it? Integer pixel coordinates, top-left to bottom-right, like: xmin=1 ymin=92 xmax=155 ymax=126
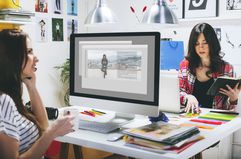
xmin=229 ymin=99 xmax=238 ymax=105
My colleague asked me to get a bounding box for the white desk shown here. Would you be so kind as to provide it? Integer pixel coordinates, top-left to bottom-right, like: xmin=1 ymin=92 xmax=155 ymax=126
xmin=56 ymin=109 xmax=241 ymax=159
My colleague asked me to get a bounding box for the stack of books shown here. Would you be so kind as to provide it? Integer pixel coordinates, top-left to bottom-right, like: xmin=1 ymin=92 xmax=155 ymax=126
xmin=122 ymin=121 xmax=204 ymax=154
xmin=0 ymin=9 xmax=35 ymax=22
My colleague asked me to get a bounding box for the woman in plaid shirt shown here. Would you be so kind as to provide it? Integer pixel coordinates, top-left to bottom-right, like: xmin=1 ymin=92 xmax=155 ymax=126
xmin=179 ymin=23 xmax=241 ymax=113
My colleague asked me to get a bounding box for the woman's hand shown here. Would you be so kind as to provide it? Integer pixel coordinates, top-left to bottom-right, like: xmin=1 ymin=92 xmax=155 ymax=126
xmin=185 ymin=94 xmax=201 ymax=114
xmin=22 ymin=72 xmax=37 ymax=90
xmin=219 ymin=83 xmax=241 ymax=103
xmin=46 ymin=115 xmax=74 ymax=139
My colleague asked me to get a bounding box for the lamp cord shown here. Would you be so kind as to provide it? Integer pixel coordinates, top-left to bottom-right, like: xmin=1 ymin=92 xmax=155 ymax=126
xmin=12 ymin=0 xmax=22 ymax=9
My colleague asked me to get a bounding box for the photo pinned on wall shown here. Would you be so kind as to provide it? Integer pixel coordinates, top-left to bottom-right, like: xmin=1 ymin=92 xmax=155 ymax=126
xmin=53 ymin=0 xmax=63 ymax=14
xmin=220 ymin=26 xmax=241 ymax=65
xmin=166 ymin=0 xmax=183 ymax=19
xmin=52 ymin=18 xmax=63 ymax=41
xmin=214 ymin=28 xmax=221 ymax=42
xmin=219 ymin=0 xmax=241 ymax=18
xmin=184 ymin=0 xmax=218 ymax=18
xmin=36 ymin=17 xmax=48 ymax=42
xmin=67 ymin=19 xmax=78 ymax=41
xmin=67 ymin=0 xmax=77 ymax=16
xmin=35 ymin=0 xmax=48 ymax=13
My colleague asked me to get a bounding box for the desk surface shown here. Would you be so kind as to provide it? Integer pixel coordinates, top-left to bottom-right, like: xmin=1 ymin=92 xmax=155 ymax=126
xmin=56 ymin=108 xmax=241 ymax=159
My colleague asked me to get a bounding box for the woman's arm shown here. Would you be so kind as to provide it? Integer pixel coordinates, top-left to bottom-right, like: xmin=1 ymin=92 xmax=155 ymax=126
xmin=0 ymin=116 xmax=74 ymax=159
xmin=22 ymin=74 xmax=48 ymax=130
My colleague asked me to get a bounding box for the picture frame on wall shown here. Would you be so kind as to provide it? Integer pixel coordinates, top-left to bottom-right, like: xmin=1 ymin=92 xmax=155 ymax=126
xmin=166 ymin=0 xmax=183 ymax=19
xmin=219 ymin=0 xmax=241 ymax=18
xmin=184 ymin=0 xmax=218 ymax=18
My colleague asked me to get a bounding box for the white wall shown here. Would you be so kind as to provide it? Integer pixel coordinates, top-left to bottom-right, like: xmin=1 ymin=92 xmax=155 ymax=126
xmin=20 ymin=0 xmax=88 ymax=107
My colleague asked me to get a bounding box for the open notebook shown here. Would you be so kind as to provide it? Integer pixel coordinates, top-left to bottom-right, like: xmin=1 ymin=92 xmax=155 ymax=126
xmin=159 ymin=71 xmax=184 ymax=113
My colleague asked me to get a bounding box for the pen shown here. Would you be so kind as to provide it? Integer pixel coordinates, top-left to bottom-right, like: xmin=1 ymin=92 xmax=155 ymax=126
xmin=91 ymin=109 xmax=106 ymax=114
xmin=84 ymin=111 xmax=96 ymax=117
xmin=180 ymin=123 xmax=213 ymax=130
xmin=190 ymin=119 xmax=223 ymax=125
xmin=89 ymin=110 xmax=102 ymax=116
xmin=81 ymin=111 xmax=95 ymax=117
xmin=210 ymin=110 xmax=239 ymax=115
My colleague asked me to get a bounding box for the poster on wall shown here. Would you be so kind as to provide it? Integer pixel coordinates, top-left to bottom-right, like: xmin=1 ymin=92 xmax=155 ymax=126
xmin=184 ymin=0 xmax=217 ymax=18
xmin=52 ymin=18 xmax=63 ymax=41
xmin=220 ymin=26 xmax=241 ymax=65
xmin=67 ymin=19 xmax=78 ymax=41
xmin=67 ymin=0 xmax=77 ymax=16
xmin=35 ymin=0 xmax=48 ymax=13
xmin=219 ymin=0 xmax=241 ymax=18
xmin=36 ymin=17 xmax=48 ymax=42
xmin=53 ymin=0 xmax=63 ymax=14
xmin=166 ymin=0 xmax=183 ymax=19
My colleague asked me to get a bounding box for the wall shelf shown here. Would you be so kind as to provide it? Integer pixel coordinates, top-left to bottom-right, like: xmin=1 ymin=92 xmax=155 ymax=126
xmin=0 ymin=20 xmax=32 ymax=25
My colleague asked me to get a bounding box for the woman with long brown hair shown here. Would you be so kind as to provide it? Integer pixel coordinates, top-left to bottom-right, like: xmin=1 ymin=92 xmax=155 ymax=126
xmin=0 ymin=29 xmax=74 ymax=159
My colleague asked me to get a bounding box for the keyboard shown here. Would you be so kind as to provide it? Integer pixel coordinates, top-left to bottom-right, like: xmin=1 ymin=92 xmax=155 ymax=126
xmin=78 ymin=120 xmax=121 ymax=133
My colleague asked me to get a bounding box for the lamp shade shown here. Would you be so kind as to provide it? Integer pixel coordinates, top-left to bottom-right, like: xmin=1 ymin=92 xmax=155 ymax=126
xmin=85 ymin=0 xmax=118 ymax=24
xmin=142 ymin=0 xmax=178 ymax=24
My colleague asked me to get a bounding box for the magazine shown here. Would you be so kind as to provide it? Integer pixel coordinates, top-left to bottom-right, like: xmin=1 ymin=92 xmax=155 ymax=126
xmin=122 ymin=121 xmax=200 ymax=145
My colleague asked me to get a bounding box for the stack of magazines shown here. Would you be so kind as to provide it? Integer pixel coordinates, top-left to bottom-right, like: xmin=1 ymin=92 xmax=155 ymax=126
xmin=0 ymin=9 xmax=35 ymax=22
xmin=122 ymin=121 xmax=204 ymax=154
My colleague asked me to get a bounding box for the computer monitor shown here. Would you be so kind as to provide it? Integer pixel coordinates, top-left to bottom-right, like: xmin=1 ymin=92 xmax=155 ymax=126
xmin=69 ymin=32 xmax=160 ymax=118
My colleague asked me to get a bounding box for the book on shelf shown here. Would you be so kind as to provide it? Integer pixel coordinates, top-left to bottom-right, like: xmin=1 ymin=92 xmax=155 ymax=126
xmin=0 ymin=9 xmax=35 ymax=16
xmin=207 ymin=76 xmax=241 ymax=96
xmin=199 ymin=112 xmax=238 ymax=121
xmin=0 ymin=14 xmax=31 ymax=21
xmin=122 ymin=121 xmax=200 ymax=146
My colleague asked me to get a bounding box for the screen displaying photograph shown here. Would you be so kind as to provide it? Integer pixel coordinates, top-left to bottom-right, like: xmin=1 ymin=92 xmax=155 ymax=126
xmin=80 ymin=45 xmax=148 ymax=94
xmin=71 ymin=33 xmax=159 ymax=104
xmin=86 ymin=51 xmax=142 ymax=80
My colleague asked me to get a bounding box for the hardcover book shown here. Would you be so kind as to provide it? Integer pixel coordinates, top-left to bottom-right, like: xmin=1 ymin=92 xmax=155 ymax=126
xmin=207 ymin=76 xmax=241 ymax=96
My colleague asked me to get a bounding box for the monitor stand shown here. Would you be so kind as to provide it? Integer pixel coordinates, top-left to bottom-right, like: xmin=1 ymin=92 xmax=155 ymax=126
xmin=111 ymin=112 xmax=135 ymax=125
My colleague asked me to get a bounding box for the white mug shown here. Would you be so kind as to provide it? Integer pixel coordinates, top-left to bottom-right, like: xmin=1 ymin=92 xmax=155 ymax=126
xmin=63 ymin=107 xmax=79 ymax=131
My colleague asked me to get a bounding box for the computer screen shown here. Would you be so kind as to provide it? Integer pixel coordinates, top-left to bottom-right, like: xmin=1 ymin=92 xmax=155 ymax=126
xmin=69 ymin=32 xmax=160 ymax=117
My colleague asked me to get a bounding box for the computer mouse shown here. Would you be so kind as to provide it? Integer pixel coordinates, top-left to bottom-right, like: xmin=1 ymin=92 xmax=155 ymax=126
xmin=106 ymin=133 xmax=124 ymax=142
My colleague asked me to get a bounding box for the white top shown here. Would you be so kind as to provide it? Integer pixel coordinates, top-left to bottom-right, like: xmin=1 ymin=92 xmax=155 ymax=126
xmin=0 ymin=94 xmax=39 ymax=153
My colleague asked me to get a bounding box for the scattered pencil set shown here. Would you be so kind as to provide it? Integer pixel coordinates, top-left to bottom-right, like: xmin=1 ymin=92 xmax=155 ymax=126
xmin=80 ymin=109 xmax=106 ymax=117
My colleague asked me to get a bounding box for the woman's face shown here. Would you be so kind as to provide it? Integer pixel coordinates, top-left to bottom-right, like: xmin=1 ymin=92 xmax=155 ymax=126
xmin=195 ymin=33 xmax=210 ymax=60
xmin=22 ymin=38 xmax=39 ymax=78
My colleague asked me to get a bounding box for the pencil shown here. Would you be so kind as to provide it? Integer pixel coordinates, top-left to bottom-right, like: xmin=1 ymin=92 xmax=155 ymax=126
xmin=91 ymin=109 xmax=106 ymax=114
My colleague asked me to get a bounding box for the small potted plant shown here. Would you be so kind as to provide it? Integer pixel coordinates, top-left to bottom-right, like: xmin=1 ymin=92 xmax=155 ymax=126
xmin=55 ymin=58 xmax=70 ymax=105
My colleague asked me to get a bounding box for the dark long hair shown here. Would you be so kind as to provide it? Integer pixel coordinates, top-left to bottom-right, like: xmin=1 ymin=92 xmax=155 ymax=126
xmin=186 ymin=23 xmax=225 ymax=75
xmin=0 ymin=29 xmax=42 ymax=134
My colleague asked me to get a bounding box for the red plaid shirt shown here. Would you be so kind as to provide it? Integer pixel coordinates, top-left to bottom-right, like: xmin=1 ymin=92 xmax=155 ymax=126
xmin=178 ymin=59 xmax=236 ymax=110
